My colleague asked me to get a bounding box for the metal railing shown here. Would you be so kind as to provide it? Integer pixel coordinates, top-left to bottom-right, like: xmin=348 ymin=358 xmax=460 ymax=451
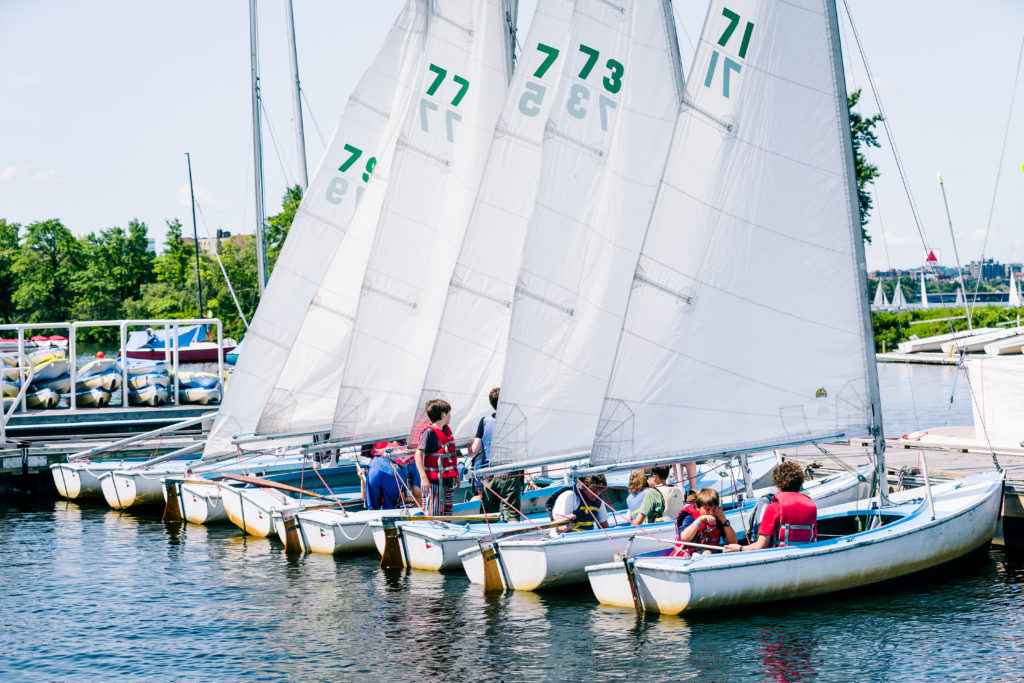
xmin=0 ymin=318 xmax=229 ymax=415
xmin=1 ymin=351 xmax=35 ymax=447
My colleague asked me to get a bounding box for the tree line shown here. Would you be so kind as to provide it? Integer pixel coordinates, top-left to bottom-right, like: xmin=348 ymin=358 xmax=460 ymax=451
xmin=0 ymin=186 xmax=300 ymax=343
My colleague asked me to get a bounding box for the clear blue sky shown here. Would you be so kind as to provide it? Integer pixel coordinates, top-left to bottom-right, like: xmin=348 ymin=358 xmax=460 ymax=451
xmin=1 ymin=1 xmax=1022 ymax=272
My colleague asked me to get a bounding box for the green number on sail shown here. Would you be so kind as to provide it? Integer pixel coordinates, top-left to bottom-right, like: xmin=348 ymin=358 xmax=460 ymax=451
xmin=534 ymin=43 xmax=559 ymax=78
xmin=338 ymin=144 xmax=362 ymax=173
xmin=718 ymin=8 xmax=754 ymax=59
xmin=719 ymin=8 xmax=740 ymax=47
xmin=426 ymin=64 xmax=447 ymax=95
xmin=603 ymin=59 xmax=624 ymax=94
xmin=451 ymin=75 xmax=470 ymax=107
xmin=362 ymin=157 xmax=376 ymax=183
xmin=578 ymin=44 xmax=600 ymax=79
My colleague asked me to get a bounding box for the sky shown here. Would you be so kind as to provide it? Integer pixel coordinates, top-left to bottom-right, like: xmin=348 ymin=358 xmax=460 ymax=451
xmin=1 ymin=1 xmax=1022 ymax=273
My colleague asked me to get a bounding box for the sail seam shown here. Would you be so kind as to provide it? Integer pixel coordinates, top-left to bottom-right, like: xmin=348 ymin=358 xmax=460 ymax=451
xmin=680 ymin=98 xmax=731 ymax=132
xmin=659 ymin=183 xmax=849 ymax=256
xmin=514 ymin=282 xmax=574 ymax=316
xmin=633 ymin=271 xmax=692 ymax=305
xmin=543 ymin=121 xmax=606 ymax=158
xmin=349 ymin=94 xmax=391 ymax=121
xmin=361 ymin=281 xmax=418 ymax=310
xmin=596 ymin=0 xmax=627 ymax=13
xmin=395 ymin=137 xmax=452 ymax=167
xmin=449 ymin=279 xmax=512 ymax=308
xmin=433 ymin=11 xmax=475 ymax=38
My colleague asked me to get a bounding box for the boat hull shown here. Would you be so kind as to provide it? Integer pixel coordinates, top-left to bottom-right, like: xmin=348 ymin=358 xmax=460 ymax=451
xmin=275 ymin=509 xmax=394 ymax=554
xmin=52 ymin=461 xmax=139 ymax=499
xmin=222 ymin=486 xmax=302 ymax=537
xmin=161 ymin=480 xmax=229 ymax=524
xmin=587 ymin=473 xmax=1003 ymax=614
xmin=100 ymin=467 xmax=179 ymax=509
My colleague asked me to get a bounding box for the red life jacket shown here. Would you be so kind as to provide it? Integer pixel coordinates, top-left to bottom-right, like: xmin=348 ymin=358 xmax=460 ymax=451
xmin=670 ymin=503 xmax=724 ymax=557
xmin=421 ymin=425 xmax=458 ymax=482
xmin=769 ymin=491 xmax=817 ymax=547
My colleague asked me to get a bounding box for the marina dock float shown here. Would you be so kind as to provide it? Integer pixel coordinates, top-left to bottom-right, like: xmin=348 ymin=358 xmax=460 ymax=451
xmin=0 ymin=404 xmax=213 ymax=494
xmin=876 ymin=352 xmax=959 ymax=365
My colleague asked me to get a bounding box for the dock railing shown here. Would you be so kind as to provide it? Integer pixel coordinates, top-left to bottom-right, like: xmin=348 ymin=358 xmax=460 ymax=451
xmin=0 ymin=318 xmax=228 ymax=415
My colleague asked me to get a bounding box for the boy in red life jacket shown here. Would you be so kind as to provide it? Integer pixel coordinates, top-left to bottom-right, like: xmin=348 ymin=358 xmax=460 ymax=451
xmin=672 ymin=488 xmax=738 ymax=556
xmin=415 ymin=398 xmax=460 ymax=516
xmin=736 ymin=460 xmax=817 ymax=552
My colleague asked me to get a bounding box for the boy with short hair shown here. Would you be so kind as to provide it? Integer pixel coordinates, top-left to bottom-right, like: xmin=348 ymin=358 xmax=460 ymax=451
xmin=415 ymin=398 xmax=460 ymax=516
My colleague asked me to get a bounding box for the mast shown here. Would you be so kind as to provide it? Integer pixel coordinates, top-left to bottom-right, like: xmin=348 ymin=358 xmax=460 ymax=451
xmin=249 ymin=0 xmax=269 ymax=294
xmin=284 ymin=0 xmax=308 ymax=190
xmin=185 ymin=152 xmax=205 ymax=316
xmin=826 ymin=0 xmax=887 ymax=506
xmin=502 ymin=0 xmax=517 ymax=81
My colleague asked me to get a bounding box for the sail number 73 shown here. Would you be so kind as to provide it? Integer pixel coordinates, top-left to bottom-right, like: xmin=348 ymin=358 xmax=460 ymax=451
xmin=518 ymin=43 xmax=624 ymax=132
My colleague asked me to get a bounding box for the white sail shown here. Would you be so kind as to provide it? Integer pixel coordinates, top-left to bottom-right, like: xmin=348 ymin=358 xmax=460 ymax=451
xmin=592 ymin=0 xmax=879 ymax=467
xmin=891 ymin=281 xmax=907 ymax=310
xmin=488 ymin=0 xmax=684 ymax=466
xmin=204 ymin=2 xmax=430 ymax=457
xmin=955 ymin=286 xmax=965 ymax=306
xmin=872 ymin=282 xmax=888 ymax=310
xmin=920 ymin=270 xmax=930 ymax=309
xmin=1009 ymin=274 xmax=1021 ymax=308
xmin=413 ymin=0 xmax=576 ymax=441
xmin=331 ymin=0 xmax=513 ymax=442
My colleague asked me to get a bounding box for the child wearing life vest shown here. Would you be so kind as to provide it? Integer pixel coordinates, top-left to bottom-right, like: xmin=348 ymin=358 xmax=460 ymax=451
xmin=672 ymin=488 xmax=739 ymax=556
xmin=415 ymin=398 xmax=460 ymax=516
xmin=737 ymin=460 xmax=817 ymax=552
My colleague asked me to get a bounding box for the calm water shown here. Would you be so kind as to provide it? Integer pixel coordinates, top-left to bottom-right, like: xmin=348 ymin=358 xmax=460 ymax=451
xmin=1 ymin=363 xmax=1021 ymax=682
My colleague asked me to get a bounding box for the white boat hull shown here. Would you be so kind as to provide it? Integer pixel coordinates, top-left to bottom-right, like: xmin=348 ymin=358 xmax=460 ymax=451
xmin=460 ymin=465 xmax=874 ymax=590
xmin=221 ymin=486 xmax=296 ymax=537
xmin=52 ymin=461 xmax=138 ymax=499
xmin=160 ymin=480 xmax=229 ymax=524
xmin=100 ymin=465 xmax=183 ymax=509
xmin=371 ymin=519 xmax=533 ymax=571
xmin=586 ymin=472 xmax=1003 ymax=614
xmin=274 ymin=509 xmax=397 ymax=554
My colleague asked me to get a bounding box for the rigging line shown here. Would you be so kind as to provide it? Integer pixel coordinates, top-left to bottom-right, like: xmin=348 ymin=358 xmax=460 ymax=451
xmin=299 ymin=89 xmax=327 ymax=147
xmin=192 ymin=200 xmax=251 ymax=329
xmin=259 ymin=98 xmax=295 ymax=190
xmin=840 ymin=0 xmax=928 ymax=251
xmin=970 ymin=35 xmax=1024 ymax=314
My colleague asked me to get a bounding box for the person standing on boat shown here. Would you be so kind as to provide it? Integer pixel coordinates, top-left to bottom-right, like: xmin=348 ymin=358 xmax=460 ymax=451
xmin=735 ymin=460 xmax=817 ymax=552
xmin=672 ymin=488 xmax=738 ymax=555
xmin=468 ymin=387 xmax=529 ymax=522
xmin=356 ymin=444 xmax=403 ymax=510
xmin=415 ymin=399 xmax=460 ymax=516
xmin=551 ymin=475 xmax=610 ymax=533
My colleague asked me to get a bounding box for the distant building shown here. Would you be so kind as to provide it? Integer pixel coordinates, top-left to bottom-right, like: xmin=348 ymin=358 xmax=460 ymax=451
xmin=182 ymin=230 xmax=251 ymax=258
xmin=146 ymin=238 xmax=156 ymax=254
xmin=1006 ymin=263 xmax=1023 ymax=279
xmin=965 ymin=258 xmax=1003 ymax=281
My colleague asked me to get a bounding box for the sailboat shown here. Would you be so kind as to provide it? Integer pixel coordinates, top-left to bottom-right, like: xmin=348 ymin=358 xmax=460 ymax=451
xmin=1009 ymin=273 xmax=1022 ymax=308
xmin=573 ymin=0 xmax=1002 ymax=614
xmin=919 ymin=270 xmax=930 ymax=309
xmin=871 ymin=282 xmax=889 ymax=310
xmin=891 ymin=280 xmax=907 ymax=310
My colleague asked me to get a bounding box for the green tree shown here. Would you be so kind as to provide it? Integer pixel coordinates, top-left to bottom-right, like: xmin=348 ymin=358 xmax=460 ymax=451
xmin=154 ymin=218 xmax=193 ymax=288
xmin=265 ymin=184 xmax=302 ymax=271
xmin=12 ymin=219 xmax=83 ymax=322
xmin=0 ymin=219 xmax=20 ymax=323
xmin=848 ymin=89 xmax=883 ymax=244
xmin=73 ymin=220 xmax=155 ymax=334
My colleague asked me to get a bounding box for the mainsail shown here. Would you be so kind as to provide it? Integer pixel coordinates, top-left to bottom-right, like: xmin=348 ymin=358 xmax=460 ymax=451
xmin=488 ymin=0 xmax=684 ymax=466
xmin=1010 ymin=274 xmax=1021 ymax=308
xmin=203 ymin=2 xmax=430 ymax=457
xmin=920 ymin=270 xmax=930 ymax=309
xmin=413 ymin=0 xmax=576 ymax=441
xmin=592 ymin=0 xmax=882 ymax=467
xmin=331 ymin=0 xmax=513 ymax=442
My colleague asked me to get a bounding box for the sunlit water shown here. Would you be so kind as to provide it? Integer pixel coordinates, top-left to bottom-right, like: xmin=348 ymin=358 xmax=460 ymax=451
xmin=1 ymin=364 xmax=1021 ymax=681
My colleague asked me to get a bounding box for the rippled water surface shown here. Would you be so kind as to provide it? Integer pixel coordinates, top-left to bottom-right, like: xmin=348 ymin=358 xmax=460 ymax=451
xmin=1 ymin=364 xmax=1021 ymax=681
